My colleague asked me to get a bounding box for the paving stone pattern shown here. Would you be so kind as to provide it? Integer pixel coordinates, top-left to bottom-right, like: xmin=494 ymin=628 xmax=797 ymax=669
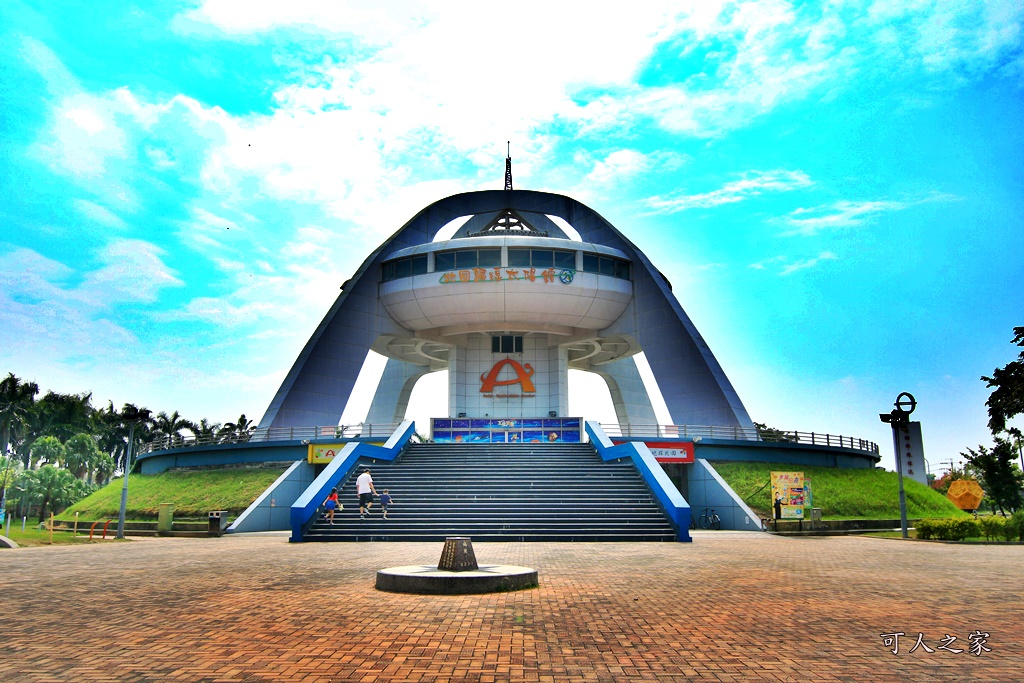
xmin=1 ymin=532 xmax=1022 ymax=682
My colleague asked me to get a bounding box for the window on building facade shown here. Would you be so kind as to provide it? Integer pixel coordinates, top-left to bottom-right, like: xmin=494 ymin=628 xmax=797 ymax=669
xmin=581 ymin=253 xmax=631 ymax=280
xmin=491 ymin=335 xmax=523 ymax=353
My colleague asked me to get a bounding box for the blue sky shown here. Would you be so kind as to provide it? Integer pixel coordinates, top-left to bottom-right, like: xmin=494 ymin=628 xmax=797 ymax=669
xmin=2 ymin=1 xmax=1021 ymax=474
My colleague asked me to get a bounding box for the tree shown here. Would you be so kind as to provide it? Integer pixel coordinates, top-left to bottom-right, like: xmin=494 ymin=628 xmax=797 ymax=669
xmin=0 ymin=373 xmax=38 ymax=460
xmin=26 ymin=465 xmax=81 ymax=522
xmin=930 ymin=463 xmax=973 ymax=496
xmin=30 ymin=390 xmax=94 ymax=444
xmin=193 ymin=418 xmax=221 ymax=444
xmin=753 ymin=422 xmax=796 ymax=443
xmin=960 ymin=440 xmax=1024 ymax=514
xmin=117 ymin=404 xmax=153 ymax=473
xmin=152 ymin=410 xmax=197 ymax=449
xmin=91 ymin=451 xmax=116 ymax=486
xmin=0 ymin=454 xmax=23 ymax=514
xmin=64 ymin=433 xmax=102 ymax=480
xmin=983 ymin=326 xmax=1024 ymax=434
xmin=219 ymin=414 xmax=255 ymax=443
xmin=31 ymin=436 xmax=66 ymax=469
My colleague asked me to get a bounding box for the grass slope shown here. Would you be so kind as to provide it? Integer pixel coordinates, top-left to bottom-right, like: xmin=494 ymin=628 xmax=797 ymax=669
xmin=58 ymin=467 xmax=287 ymax=521
xmin=711 ymin=461 xmax=966 ymax=520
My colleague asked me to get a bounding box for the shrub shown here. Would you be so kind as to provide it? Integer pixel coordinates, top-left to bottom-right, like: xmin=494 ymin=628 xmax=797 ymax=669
xmin=915 ymin=518 xmax=938 ymax=539
xmin=1006 ymin=510 xmax=1024 ymax=542
xmin=978 ymin=515 xmax=1007 ymax=541
xmin=914 ymin=518 xmax=980 ymax=541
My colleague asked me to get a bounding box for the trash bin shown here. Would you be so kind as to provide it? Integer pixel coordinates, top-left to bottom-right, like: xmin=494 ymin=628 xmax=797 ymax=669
xmin=157 ymin=503 xmax=175 ymax=536
xmin=208 ymin=510 xmax=228 ymax=536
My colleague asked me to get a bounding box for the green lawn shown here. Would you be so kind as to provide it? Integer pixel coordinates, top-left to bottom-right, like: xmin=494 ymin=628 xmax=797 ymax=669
xmin=33 ymin=460 xmax=968 ymax=528
xmin=711 ymin=460 xmax=966 ymax=520
xmin=56 ymin=467 xmax=287 ymax=522
xmin=1 ymin=525 xmax=118 ymax=547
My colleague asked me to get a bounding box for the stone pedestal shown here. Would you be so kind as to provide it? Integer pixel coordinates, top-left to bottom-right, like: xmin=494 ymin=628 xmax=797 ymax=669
xmin=375 ymin=536 xmax=537 ymax=594
xmin=437 ymin=537 xmax=478 ymax=571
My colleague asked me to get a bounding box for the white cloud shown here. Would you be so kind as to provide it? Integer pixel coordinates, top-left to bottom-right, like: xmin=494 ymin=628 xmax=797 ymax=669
xmin=749 ymin=255 xmax=788 ymax=270
xmin=779 ymin=251 xmax=838 ymax=275
xmin=77 ymin=239 xmax=184 ymax=306
xmin=584 ymin=150 xmax=654 ymax=186
xmin=74 ymin=199 xmax=127 ymax=229
xmin=782 ymin=199 xmax=906 ymax=236
xmin=747 ymin=251 xmax=838 ymax=275
xmin=0 ymin=246 xmax=139 ymax=371
xmin=644 ymin=170 xmax=813 ymax=214
xmin=780 ymin=192 xmax=958 ymax=236
xmin=176 ymin=0 xmax=423 ymax=41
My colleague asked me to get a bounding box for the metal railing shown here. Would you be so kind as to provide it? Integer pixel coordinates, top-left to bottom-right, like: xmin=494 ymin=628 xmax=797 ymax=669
xmin=138 ymin=421 xmax=878 ymax=456
xmin=598 ymin=423 xmax=879 ymax=454
xmin=137 ymin=423 xmax=404 ymax=455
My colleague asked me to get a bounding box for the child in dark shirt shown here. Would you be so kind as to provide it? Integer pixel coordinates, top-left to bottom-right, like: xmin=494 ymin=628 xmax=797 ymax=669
xmin=379 ymin=489 xmax=394 ymax=519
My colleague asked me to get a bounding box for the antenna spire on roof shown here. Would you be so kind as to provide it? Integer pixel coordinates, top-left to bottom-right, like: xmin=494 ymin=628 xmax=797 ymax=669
xmin=504 ymin=141 xmax=513 ymax=191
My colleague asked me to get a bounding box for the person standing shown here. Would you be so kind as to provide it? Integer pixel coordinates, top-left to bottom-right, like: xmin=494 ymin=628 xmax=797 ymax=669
xmin=356 ymin=468 xmax=377 ymax=519
xmin=324 ymin=487 xmax=341 ymax=525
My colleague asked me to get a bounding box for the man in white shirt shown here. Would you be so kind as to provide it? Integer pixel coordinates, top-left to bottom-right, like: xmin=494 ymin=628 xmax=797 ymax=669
xmin=356 ymin=468 xmax=377 ymax=519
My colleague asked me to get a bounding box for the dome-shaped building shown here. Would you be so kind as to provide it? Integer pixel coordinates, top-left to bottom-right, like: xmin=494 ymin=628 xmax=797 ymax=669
xmin=139 ymin=160 xmax=879 ymax=541
xmin=260 ymin=185 xmax=752 ymax=435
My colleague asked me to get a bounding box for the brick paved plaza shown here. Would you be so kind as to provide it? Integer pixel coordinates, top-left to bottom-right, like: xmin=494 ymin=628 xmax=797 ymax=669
xmin=2 ymin=531 xmax=1021 ymax=682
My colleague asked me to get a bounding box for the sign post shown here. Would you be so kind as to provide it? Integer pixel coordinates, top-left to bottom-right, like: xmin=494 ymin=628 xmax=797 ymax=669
xmin=880 ymin=392 xmax=917 ymax=539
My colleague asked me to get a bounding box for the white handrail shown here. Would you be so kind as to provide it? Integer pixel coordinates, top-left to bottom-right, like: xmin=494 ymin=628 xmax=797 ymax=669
xmin=137 ymin=423 xmax=403 ymax=455
xmin=597 ymin=423 xmax=879 ymax=453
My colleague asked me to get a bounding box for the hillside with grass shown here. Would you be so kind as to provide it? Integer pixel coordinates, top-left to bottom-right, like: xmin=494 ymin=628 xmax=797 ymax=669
xmin=56 ymin=467 xmax=287 ymax=522
xmin=712 ymin=461 xmax=966 ymax=520
xmin=52 ymin=460 xmax=965 ymax=525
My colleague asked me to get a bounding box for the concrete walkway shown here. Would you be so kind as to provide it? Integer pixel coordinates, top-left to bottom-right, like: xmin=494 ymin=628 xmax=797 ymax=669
xmin=1 ymin=531 xmax=1021 ymax=682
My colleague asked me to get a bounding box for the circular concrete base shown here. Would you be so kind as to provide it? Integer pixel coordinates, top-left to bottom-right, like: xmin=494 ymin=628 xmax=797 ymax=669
xmin=376 ymin=564 xmax=538 ymax=595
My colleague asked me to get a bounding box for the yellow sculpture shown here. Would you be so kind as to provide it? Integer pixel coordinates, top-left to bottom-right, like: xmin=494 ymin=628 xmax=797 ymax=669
xmin=946 ymin=479 xmax=984 ymax=511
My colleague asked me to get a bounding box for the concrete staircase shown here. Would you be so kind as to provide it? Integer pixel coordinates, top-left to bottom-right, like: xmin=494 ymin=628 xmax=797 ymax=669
xmin=304 ymin=442 xmax=677 ymax=542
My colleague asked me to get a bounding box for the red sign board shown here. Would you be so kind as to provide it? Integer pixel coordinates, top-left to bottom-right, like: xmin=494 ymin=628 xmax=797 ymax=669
xmin=612 ymin=440 xmax=695 ymax=463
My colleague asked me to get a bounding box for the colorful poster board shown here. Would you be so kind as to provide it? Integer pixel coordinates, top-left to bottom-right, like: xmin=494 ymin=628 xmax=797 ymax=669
xmin=307 ymin=442 xmax=383 ymax=464
xmin=431 ymin=417 xmax=581 ymax=444
xmin=770 ymin=471 xmax=806 ymax=519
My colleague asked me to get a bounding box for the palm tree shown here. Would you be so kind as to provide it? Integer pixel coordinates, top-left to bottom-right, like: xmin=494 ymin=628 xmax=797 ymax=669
xmin=0 ymin=373 xmax=39 ymax=462
xmin=26 ymin=465 xmax=80 ymax=522
xmin=91 ymin=451 xmax=116 ymax=486
xmin=118 ymin=404 xmax=153 ymax=474
xmin=30 ymin=390 xmax=94 ymax=444
xmin=30 ymin=436 xmax=65 ymax=469
xmin=152 ymin=410 xmax=197 ymax=449
xmin=0 ymin=454 xmax=23 ymax=516
xmin=219 ymin=414 xmax=255 ymax=443
xmin=192 ymin=418 xmax=222 ymax=445
xmin=64 ymin=433 xmax=102 ymax=480
xmin=93 ymin=401 xmax=128 ymax=470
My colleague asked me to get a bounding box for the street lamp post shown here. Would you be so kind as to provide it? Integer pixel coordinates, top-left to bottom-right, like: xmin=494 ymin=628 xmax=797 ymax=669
xmin=115 ymin=422 xmax=136 ymax=540
xmin=0 ymin=453 xmax=12 ymax=527
xmin=880 ymin=392 xmax=917 ymax=540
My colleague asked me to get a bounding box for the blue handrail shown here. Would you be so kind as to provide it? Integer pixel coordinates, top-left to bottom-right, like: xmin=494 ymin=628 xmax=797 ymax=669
xmin=585 ymin=421 xmax=691 ymax=542
xmin=290 ymin=421 xmax=416 ymax=542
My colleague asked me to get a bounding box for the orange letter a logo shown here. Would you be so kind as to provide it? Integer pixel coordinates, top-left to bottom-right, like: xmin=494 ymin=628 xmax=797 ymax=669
xmin=480 ymin=359 xmax=536 ymax=393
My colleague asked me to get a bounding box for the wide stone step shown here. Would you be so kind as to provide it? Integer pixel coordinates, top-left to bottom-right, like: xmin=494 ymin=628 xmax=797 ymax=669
xmin=306 ymin=442 xmax=676 ymax=542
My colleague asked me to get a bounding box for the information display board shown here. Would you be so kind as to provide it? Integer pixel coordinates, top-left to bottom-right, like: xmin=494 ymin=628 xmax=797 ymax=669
xmin=431 ymin=417 xmax=582 ymax=444
xmin=770 ymin=471 xmax=806 ymax=519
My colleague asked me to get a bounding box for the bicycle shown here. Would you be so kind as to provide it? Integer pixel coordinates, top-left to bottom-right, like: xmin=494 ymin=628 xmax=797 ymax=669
xmin=697 ymin=507 xmax=721 ymax=530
